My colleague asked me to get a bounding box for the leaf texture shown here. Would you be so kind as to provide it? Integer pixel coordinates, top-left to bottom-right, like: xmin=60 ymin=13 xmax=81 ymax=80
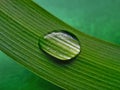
xmin=0 ymin=0 xmax=120 ymax=89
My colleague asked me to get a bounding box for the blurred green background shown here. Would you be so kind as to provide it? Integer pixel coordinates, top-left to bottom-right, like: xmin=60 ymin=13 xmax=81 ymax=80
xmin=0 ymin=0 xmax=120 ymax=90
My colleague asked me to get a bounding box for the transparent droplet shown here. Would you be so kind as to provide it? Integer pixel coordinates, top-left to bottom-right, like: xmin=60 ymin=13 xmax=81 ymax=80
xmin=39 ymin=31 xmax=80 ymax=60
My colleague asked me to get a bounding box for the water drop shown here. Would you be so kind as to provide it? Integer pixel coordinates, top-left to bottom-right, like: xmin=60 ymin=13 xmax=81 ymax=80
xmin=39 ymin=31 xmax=80 ymax=60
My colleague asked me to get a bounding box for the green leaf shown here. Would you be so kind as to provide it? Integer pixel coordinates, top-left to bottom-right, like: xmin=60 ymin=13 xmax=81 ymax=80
xmin=0 ymin=0 xmax=120 ymax=89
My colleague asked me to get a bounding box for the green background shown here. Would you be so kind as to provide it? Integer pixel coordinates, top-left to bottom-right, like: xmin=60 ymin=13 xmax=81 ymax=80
xmin=0 ymin=0 xmax=120 ymax=90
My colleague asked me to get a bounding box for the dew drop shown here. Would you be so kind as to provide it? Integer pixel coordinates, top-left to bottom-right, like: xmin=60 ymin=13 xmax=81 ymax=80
xmin=39 ymin=31 xmax=80 ymax=60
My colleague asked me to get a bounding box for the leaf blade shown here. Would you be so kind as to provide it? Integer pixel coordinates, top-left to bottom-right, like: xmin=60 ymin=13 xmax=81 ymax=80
xmin=0 ymin=0 xmax=120 ymax=89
